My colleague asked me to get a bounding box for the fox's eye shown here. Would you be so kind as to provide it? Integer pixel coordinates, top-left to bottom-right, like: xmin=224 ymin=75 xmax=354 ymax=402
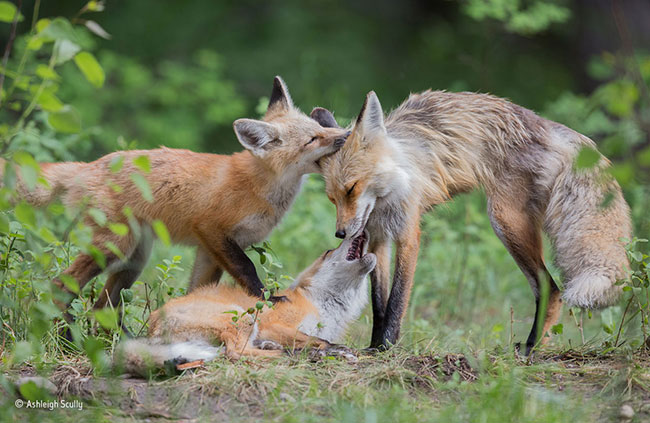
xmin=305 ymin=136 xmax=318 ymax=146
xmin=346 ymin=182 xmax=357 ymax=197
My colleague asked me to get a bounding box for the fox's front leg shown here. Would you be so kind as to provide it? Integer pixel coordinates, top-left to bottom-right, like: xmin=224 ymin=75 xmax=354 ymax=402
xmin=369 ymin=238 xmax=391 ymax=349
xmin=380 ymin=217 xmax=421 ymax=348
xmin=194 ymin=229 xmax=286 ymax=301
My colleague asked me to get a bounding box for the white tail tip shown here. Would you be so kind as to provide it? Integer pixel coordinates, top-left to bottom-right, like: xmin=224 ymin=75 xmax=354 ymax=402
xmin=562 ymin=272 xmax=622 ymax=309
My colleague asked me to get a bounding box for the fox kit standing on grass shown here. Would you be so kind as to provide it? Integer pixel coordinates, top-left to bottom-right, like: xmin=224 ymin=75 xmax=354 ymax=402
xmin=118 ymin=231 xmax=376 ymax=375
xmin=315 ymin=90 xmax=631 ymax=354
xmin=5 ymin=77 xmax=350 ymax=326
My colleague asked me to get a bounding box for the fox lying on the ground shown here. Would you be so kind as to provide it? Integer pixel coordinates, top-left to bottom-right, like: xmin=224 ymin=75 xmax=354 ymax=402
xmin=117 ymin=232 xmax=376 ymax=375
xmin=3 ymin=77 xmax=349 ymax=330
xmin=314 ymin=90 xmax=631 ymax=354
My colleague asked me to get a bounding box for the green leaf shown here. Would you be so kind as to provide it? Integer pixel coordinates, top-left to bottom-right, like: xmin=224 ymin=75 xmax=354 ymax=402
xmin=109 ymin=155 xmax=124 ymax=173
xmin=13 ymin=151 xmax=40 ymax=190
xmin=59 ymin=274 xmax=80 ymax=294
xmin=152 ymin=219 xmax=170 ymax=247
xmin=48 ymin=105 xmax=82 ymax=133
xmin=121 ymin=288 xmax=134 ymax=303
xmin=630 ymin=251 xmax=643 ymax=262
xmin=39 ymin=17 xmax=78 ymax=43
xmin=83 ymin=336 xmax=110 ymax=374
xmin=88 ymin=245 xmax=106 ymax=268
xmin=11 ymin=341 xmax=33 ymax=364
xmin=26 ymin=35 xmax=43 ymax=50
xmin=53 ymin=39 xmax=81 ymax=65
xmin=35 ymin=90 xmax=63 ymax=112
xmin=74 ymin=51 xmax=105 ymax=88
xmin=256 ymin=301 xmax=264 ymax=310
xmin=14 ymin=201 xmax=36 ymax=226
xmin=35 ymin=64 xmax=60 ymax=81
xmin=35 ymin=18 xmax=50 ymax=33
xmin=104 ymin=241 xmax=126 ymax=261
xmin=0 ymin=1 xmax=24 ymax=23
xmin=38 ymin=226 xmax=58 ymax=243
xmin=108 ymin=222 xmax=129 ymax=236
xmin=551 ymin=323 xmax=563 ymax=335
xmin=133 ymin=155 xmax=151 ymax=173
xmin=87 ymin=207 xmax=107 ymax=226
xmin=574 ymin=146 xmax=600 ymax=170
xmin=130 ymin=172 xmax=153 ymax=202
xmin=85 ymin=1 xmax=105 ymax=12
xmin=18 ymin=381 xmax=51 ymax=402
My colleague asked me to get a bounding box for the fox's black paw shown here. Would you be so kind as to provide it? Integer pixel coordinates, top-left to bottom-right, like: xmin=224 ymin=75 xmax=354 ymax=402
xmin=162 ymin=357 xmax=189 ymax=376
xmin=268 ymin=295 xmax=289 ymax=303
xmin=309 ymin=345 xmax=358 ymax=363
xmin=253 ymin=339 xmax=283 ymax=350
xmin=514 ymin=342 xmax=536 ymax=358
xmin=363 ymin=343 xmax=389 ymax=355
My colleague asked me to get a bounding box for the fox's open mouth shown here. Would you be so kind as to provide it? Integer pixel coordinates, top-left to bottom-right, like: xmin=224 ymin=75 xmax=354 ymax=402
xmin=346 ymin=230 xmax=368 ymax=261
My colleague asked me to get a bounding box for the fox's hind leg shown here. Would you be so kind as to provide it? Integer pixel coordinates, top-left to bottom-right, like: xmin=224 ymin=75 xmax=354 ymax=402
xmin=487 ymin=195 xmax=562 ymax=355
xmin=54 ymin=227 xmax=135 ymax=339
xmin=94 ymin=229 xmax=153 ymax=335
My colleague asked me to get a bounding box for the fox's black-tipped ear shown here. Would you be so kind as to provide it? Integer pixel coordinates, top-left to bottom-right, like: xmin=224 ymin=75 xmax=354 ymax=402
xmin=233 ymin=118 xmax=280 ymax=156
xmin=310 ymin=107 xmax=340 ymax=128
xmin=355 ymin=91 xmax=385 ymax=135
xmin=267 ymin=76 xmax=293 ymax=114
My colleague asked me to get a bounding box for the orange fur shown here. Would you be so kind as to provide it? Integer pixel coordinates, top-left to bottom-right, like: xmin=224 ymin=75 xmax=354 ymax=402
xmin=148 ymin=281 xmax=330 ymax=359
xmin=8 ymin=77 xmax=350 ymax=324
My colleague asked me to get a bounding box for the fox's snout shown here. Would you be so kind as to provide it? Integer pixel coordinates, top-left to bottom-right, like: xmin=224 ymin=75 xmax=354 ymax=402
xmin=335 ymin=229 xmax=346 ymax=239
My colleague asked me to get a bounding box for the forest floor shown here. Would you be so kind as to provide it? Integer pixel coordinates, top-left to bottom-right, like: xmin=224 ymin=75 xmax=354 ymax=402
xmin=3 ymin=346 xmax=650 ymax=422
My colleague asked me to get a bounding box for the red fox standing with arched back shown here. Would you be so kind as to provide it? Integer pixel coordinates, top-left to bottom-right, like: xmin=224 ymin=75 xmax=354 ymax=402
xmin=314 ymin=90 xmax=632 ymax=354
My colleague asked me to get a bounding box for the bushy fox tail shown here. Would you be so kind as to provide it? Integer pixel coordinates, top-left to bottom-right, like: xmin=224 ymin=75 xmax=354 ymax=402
xmin=0 ymin=158 xmax=85 ymax=206
xmin=544 ymin=159 xmax=632 ymax=309
xmin=115 ymin=338 xmax=222 ymax=376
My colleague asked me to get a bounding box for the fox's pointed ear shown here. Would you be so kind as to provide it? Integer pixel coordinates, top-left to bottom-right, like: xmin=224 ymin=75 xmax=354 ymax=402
xmin=266 ymin=76 xmax=294 ymax=115
xmin=310 ymin=107 xmax=340 ymax=128
xmin=233 ymin=119 xmax=280 ymax=156
xmin=355 ymin=91 xmax=385 ymax=135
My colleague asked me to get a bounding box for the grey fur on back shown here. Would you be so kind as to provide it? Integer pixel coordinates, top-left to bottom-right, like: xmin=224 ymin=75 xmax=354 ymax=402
xmin=384 ymin=90 xmax=631 ymax=308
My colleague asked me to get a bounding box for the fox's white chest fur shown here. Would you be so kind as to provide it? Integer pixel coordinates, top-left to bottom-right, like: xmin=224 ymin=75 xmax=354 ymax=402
xmin=299 ymin=277 xmax=369 ymax=343
xmin=231 ymin=174 xmax=306 ymax=247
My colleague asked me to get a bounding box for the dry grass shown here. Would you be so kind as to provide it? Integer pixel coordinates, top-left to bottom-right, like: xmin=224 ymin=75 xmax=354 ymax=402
xmin=3 ymin=345 xmax=650 ymax=422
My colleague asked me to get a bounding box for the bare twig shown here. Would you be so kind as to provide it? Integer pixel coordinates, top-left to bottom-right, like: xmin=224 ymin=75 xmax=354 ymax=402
xmin=510 ymin=306 xmax=514 ymax=348
xmin=614 ymin=295 xmax=634 ymax=347
xmin=0 ymin=0 xmax=23 ymax=109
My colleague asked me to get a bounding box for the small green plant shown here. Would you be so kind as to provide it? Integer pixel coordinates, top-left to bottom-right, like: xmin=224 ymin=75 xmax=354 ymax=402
xmin=609 ymin=238 xmax=650 ymax=349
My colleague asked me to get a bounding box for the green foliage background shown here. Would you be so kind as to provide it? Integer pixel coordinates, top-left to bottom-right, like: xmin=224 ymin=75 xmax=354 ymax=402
xmin=0 ymin=0 xmax=649 ymax=420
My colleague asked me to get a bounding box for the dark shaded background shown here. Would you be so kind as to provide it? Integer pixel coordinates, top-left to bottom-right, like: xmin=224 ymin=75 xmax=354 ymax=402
xmin=4 ymin=0 xmax=648 ymax=157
